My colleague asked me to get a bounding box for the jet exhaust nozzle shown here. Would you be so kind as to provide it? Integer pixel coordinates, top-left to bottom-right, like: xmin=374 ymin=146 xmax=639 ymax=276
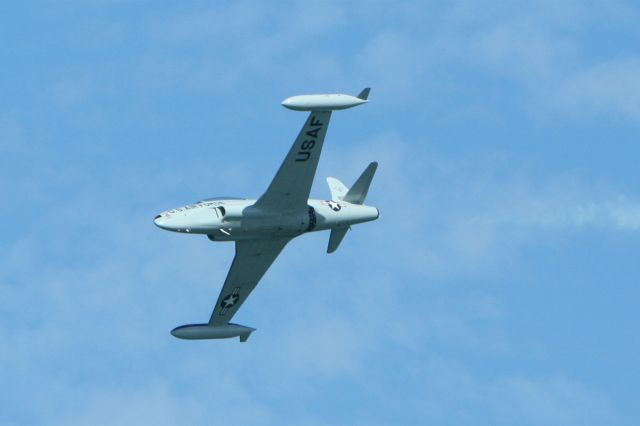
xmin=171 ymin=323 xmax=255 ymax=342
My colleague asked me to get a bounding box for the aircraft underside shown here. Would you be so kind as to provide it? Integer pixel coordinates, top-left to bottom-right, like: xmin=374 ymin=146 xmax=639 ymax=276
xmin=154 ymin=88 xmax=378 ymax=341
xmin=155 ymin=199 xmax=379 ymax=241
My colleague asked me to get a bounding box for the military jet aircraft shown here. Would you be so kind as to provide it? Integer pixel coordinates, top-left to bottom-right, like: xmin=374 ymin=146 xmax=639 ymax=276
xmin=154 ymin=88 xmax=378 ymax=342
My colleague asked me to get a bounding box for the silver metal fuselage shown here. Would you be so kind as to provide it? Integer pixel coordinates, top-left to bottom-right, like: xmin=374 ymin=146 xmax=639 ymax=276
xmin=154 ymin=198 xmax=379 ymax=241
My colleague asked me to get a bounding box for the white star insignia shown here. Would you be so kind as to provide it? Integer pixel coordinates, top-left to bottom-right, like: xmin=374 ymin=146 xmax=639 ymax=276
xmin=327 ymin=201 xmax=341 ymax=211
xmin=223 ymin=294 xmax=238 ymax=307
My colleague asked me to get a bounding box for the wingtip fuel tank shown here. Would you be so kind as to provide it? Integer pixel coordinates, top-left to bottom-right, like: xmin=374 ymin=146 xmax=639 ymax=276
xmin=171 ymin=323 xmax=256 ymax=342
xmin=282 ymin=88 xmax=370 ymax=111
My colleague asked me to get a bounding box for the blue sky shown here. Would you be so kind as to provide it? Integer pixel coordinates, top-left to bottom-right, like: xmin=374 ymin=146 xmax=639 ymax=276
xmin=1 ymin=1 xmax=639 ymax=424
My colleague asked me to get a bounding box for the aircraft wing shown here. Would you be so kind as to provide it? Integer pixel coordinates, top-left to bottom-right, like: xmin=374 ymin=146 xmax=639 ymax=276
xmin=209 ymin=237 xmax=291 ymax=326
xmin=254 ymin=111 xmax=332 ymax=211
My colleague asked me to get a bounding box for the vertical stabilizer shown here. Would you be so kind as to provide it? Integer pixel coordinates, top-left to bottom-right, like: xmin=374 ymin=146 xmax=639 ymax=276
xmin=343 ymin=162 xmax=378 ymax=205
xmin=325 ymin=161 xmax=378 ymax=253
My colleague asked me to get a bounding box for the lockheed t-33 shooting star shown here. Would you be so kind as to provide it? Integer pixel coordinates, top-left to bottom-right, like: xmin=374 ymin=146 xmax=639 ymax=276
xmin=154 ymin=88 xmax=378 ymax=342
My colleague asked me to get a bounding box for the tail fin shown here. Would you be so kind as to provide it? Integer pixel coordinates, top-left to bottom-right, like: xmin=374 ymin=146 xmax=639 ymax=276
xmin=357 ymin=87 xmax=371 ymax=100
xmin=324 ymin=162 xmax=378 ymax=254
xmin=344 ymin=162 xmax=378 ymax=204
xmin=326 ymin=162 xmax=378 ymax=204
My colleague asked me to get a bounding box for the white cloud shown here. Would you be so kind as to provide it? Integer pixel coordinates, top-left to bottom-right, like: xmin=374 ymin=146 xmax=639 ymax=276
xmin=499 ymin=376 xmax=614 ymax=425
xmin=560 ymin=58 xmax=640 ymax=122
xmin=354 ymin=32 xmax=429 ymax=101
xmin=3 ymin=128 xmax=635 ymax=425
xmin=410 ymin=358 xmax=615 ymax=425
xmin=320 ymin=133 xmax=640 ymax=282
xmin=344 ymin=1 xmax=640 ymax=123
xmin=33 ymin=0 xmax=638 ymax=125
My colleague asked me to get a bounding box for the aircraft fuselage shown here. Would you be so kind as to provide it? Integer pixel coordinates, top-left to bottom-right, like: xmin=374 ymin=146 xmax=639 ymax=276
xmin=154 ymin=198 xmax=379 ymax=241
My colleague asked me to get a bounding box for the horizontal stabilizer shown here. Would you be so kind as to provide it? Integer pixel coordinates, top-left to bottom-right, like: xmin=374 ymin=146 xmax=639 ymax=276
xmin=327 ymin=226 xmax=349 ymax=253
xmin=344 ymin=162 xmax=378 ymax=205
xmin=326 ymin=177 xmax=348 ymax=201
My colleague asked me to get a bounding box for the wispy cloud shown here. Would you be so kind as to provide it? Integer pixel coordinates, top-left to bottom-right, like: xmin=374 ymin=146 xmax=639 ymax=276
xmin=405 ymin=358 xmax=615 ymax=425
xmin=499 ymin=376 xmax=614 ymax=425
xmin=560 ymin=58 xmax=640 ymax=122
xmin=321 ymin=133 xmax=640 ymax=281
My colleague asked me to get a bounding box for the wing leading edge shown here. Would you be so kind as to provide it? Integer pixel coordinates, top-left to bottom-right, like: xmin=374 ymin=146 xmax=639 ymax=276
xmin=254 ymin=111 xmax=332 ymax=211
xmin=209 ymin=238 xmax=291 ymax=326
